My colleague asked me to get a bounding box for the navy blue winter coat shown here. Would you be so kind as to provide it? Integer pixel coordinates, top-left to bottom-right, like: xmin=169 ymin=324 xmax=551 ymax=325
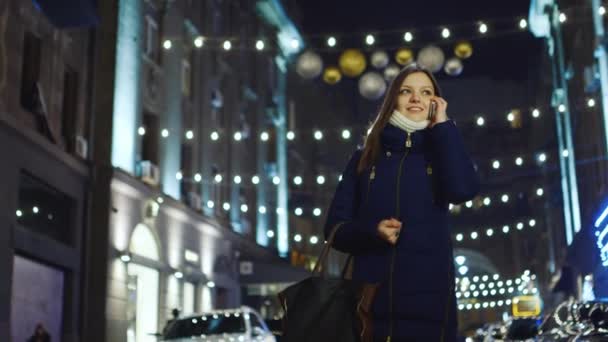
xmin=324 ymin=121 xmax=479 ymax=341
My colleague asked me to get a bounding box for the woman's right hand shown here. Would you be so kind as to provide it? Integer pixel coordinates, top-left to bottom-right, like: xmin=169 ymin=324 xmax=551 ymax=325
xmin=377 ymin=218 xmax=402 ymax=245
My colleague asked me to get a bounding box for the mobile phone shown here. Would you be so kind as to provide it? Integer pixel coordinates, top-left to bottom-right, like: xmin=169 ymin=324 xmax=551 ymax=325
xmin=428 ymin=100 xmax=437 ymax=121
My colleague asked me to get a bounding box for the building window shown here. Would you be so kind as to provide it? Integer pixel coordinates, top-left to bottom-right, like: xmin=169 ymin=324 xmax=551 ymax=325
xmin=20 ymin=32 xmax=42 ymax=113
xmin=143 ymin=16 xmax=159 ymax=62
xmin=181 ymin=59 xmax=191 ymax=97
xmin=61 ymin=68 xmax=79 ymax=153
xmin=142 ymin=112 xmax=159 ymax=164
xmin=17 ymin=172 xmax=74 ymax=244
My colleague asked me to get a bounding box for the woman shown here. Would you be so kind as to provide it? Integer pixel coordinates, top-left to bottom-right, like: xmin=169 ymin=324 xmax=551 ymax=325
xmin=324 ymin=64 xmax=479 ymax=342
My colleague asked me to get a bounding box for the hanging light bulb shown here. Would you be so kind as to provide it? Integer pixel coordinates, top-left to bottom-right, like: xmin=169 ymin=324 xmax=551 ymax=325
xmin=314 ymin=130 xmax=323 ymax=141
xmin=210 ymin=131 xmax=219 ymax=141
xmin=476 ymin=117 xmax=485 ymax=126
xmin=194 ymin=173 xmax=202 ymax=183
xmin=234 ymin=132 xmax=242 ymax=141
xmin=559 ymin=12 xmax=567 ymax=23
xmin=316 ymin=175 xmax=325 ymax=185
xmin=294 ymin=207 xmax=303 ymax=216
xmin=403 ymin=31 xmax=414 ymax=42
xmin=185 ymin=130 xmax=194 ymax=140
xmin=161 ymin=129 xmax=169 ymax=138
xmin=519 ymin=18 xmax=528 ymax=29
xmin=293 ymin=176 xmax=303 ymax=185
xmin=287 ymin=131 xmax=295 ymax=140
xmin=260 ymin=131 xmax=269 ymax=142
xmin=341 ymin=129 xmax=351 ymax=140
xmin=223 ymin=40 xmax=232 ymax=50
xmin=531 ymin=108 xmax=540 ymax=118
xmin=163 ymin=40 xmax=172 ymax=50
xmin=478 ymin=22 xmax=488 ymax=34
xmin=176 ymin=171 xmax=183 ymax=180
xmin=259 ymin=206 xmax=267 ymax=214
xmin=515 ymin=157 xmax=523 ymax=166
xmin=223 ymin=202 xmax=230 ymax=211
xmin=441 ymin=27 xmax=450 ymax=39
xmin=272 ymin=176 xmax=280 ymax=185
xmin=251 ymin=175 xmax=260 ymax=185
xmin=365 ymin=34 xmax=375 ymax=45
xmin=138 ymin=127 xmax=146 ymax=136
xmin=327 ymin=36 xmax=336 ymax=47
xmin=256 ymin=40 xmax=265 ymax=51
xmin=233 ymin=175 xmax=242 ymax=184
xmin=290 ymin=38 xmax=300 ymax=49
xmin=214 ymin=174 xmax=223 ymax=183
xmin=313 ymin=208 xmax=322 ymax=216
xmin=194 ymin=36 xmax=204 ymax=48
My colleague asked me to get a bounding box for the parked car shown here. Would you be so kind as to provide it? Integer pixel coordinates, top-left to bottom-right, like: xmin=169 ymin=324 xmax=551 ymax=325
xmin=161 ymin=306 xmax=276 ymax=342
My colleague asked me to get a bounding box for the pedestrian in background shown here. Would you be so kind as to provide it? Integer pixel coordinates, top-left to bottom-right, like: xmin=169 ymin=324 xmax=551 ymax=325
xmin=27 ymin=323 xmax=50 ymax=342
xmin=324 ymin=64 xmax=479 ymax=341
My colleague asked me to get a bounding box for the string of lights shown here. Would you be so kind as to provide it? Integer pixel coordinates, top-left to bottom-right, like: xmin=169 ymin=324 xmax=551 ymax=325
xmin=453 ymin=218 xmax=539 ymax=244
xmin=455 ymin=271 xmax=537 ymax=311
xmin=160 ymin=5 xmax=601 ymax=52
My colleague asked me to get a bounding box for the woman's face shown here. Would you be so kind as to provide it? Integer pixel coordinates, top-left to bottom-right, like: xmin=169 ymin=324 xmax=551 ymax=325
xmin=395 ymin=72 xmax=436 ymax=122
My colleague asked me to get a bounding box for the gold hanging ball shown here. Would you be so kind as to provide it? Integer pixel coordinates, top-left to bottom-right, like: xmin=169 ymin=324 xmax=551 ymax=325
xmin=338 ymin=49 xmax=367 ymax=78
xmin=395 ymin=48 xmax=414 ymax=66
xmin=323 ymin=66 xmax=342 ymax=85
xmin=454 ymin=41 xmax=473 ymax=59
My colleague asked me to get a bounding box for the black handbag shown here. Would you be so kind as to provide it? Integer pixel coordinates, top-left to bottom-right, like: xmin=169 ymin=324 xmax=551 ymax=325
xmin=278 ymin=224 xmax=379 ymax=342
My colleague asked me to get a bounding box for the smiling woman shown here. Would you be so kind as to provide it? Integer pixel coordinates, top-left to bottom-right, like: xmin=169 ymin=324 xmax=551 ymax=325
xmin=323 ymin=63 xmax=479 ymax=341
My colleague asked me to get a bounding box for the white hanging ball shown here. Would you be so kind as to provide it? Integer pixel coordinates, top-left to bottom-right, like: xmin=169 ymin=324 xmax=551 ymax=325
xmin=417 ymin=45 xmax=446 ymax=73
xmin=384 ymin=64 xmax=400 ymax=82
xmin=358 ymin=71 xmax=387 ymax=100
xmin=371 ymin=50 xmax=389 ymax=69
xmin=295 ymin=50 xmax=323 ymax=80
xmin=444 ymin=57 xmax=463 ymax=76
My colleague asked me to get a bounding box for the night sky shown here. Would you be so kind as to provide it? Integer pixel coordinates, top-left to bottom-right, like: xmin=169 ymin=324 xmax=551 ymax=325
xmin=292 ymin=0 xmax=543 ymax=81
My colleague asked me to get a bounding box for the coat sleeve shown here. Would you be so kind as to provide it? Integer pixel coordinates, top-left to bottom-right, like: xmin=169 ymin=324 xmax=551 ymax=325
xmin=429 ymin=120 xmax=480 ymax=204
xmin=323 ymin=150 xmax=387 ymax=254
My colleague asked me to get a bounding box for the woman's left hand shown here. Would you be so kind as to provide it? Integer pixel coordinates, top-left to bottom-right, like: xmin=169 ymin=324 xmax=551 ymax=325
xmin=429 ymin=96 xmax=449 ymax=128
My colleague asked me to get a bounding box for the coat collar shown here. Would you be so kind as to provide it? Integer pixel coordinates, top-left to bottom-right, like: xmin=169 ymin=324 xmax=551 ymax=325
xmin=380 ymin=123 xmax=428 ymax=153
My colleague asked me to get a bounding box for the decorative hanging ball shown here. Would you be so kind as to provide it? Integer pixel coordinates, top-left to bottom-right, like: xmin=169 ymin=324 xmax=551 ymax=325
xmin=416 ymin=45 xmax=445 ymax=73
xmin=359 ymin=71 xmax=387 ymax=100
xmin=370 ymin=50 xmax=389 ymax=69
xmin=444 ymin=57 xmax=464 ymax=76
xmin=338 ymin=49 xmax=367 ymax=78
xmin=454 ymin=41 xmax=473 ymax=59
xmin=295 ymin=50 xmax=323 ymax=79
xmin=384 ymin=64 xmax=401 ymax=82
xmin=395 ymin=48 xmax=414 ymax=66
xmin=323 ymin=66 xmax=342 ymax=85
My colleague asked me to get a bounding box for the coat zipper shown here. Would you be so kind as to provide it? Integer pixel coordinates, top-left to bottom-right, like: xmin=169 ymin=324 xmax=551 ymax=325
xmin=386 ymin=132 xmax=411 ymax=342
xmin=363 ymin=165 xmax=376 ymax=207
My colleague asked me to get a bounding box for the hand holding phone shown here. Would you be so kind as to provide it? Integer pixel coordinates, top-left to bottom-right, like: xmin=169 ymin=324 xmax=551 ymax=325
xmin=428 ymin=100 xmax=437 ymax=121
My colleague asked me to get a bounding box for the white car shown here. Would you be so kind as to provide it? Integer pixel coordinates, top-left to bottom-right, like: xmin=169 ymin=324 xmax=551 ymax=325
xmin=161 ymin=306 xmax=276 ymax=342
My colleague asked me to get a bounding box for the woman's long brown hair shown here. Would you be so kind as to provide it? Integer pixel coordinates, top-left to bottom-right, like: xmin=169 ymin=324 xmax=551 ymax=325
xmin=356 ymin=64 xmax=443 ymax=174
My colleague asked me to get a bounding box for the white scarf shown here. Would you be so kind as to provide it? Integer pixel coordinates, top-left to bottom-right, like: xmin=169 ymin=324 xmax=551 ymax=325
xmin=389 ymin=110 xmax=430 ymax=133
